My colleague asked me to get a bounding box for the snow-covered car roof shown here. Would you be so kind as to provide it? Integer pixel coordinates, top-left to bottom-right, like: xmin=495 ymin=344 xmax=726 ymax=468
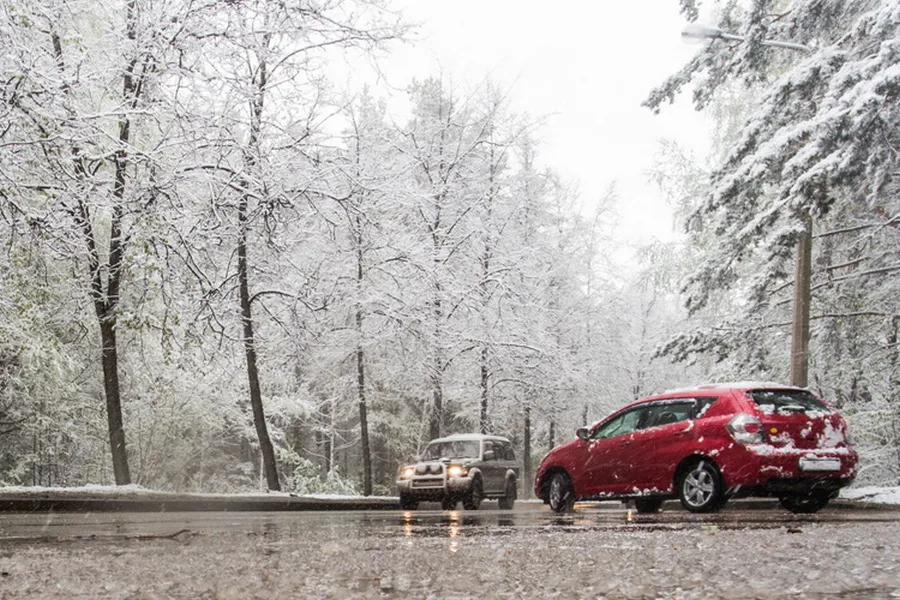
xmin=426 ymin=433 xmax=510 ymax=445
xmin=659 ymin=381 xmax=803 ymax=396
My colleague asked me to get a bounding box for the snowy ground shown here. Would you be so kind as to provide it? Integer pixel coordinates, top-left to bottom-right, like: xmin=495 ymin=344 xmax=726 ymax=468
xmin=840 ymin=486 xmax=900 ymax=505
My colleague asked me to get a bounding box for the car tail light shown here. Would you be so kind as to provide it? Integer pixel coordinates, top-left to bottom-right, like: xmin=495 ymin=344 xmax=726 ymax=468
xmin=727 ymin=413 xmax=766 ymax=444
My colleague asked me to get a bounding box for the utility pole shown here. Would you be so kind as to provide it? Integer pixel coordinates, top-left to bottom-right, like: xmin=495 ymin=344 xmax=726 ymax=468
xmin=682 ymin=25 xmax=813 ymax=388
xmin=790 ymin=212 xmax=812 ymax=387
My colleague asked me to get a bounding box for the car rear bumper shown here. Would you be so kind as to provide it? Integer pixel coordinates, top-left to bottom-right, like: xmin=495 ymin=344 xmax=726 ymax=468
xmin=723 ymin=445 xmax=858 ymax=496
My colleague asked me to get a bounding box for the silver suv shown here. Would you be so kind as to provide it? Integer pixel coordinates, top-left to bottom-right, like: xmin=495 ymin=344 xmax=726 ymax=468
xmin=396 ymin=433 xmax=519 ymax=510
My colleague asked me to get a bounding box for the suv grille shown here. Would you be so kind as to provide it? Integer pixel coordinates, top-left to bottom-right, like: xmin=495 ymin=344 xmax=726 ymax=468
xmin=411 ymin=477 xmax=444 ymax=489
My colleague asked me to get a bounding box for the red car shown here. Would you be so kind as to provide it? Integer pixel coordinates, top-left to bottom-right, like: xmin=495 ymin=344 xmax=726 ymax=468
xmin=534 ymin=383 xmax=858 ymax=514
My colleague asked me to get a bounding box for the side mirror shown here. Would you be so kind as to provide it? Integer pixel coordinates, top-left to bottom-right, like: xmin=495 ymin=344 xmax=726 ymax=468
xmin=575 ymin=427 xmax=590 ymax=441
xmin=483 ymin=450 xmax=495 ymax=461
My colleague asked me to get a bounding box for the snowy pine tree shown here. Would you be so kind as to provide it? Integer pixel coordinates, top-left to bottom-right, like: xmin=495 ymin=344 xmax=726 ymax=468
xmin=648 ymin=0 xmax=900 ymax=484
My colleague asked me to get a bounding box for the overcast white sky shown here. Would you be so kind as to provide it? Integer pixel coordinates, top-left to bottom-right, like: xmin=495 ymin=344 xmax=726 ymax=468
xmin=360 ymin=0 xmax=712 ymax=247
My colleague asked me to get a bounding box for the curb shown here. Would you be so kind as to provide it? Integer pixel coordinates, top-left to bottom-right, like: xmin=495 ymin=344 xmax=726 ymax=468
xmin=0 ymin=493 xmax=399 ymax=513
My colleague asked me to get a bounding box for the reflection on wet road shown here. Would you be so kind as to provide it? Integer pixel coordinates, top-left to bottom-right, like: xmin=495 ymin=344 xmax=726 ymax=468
xmin=393 ymin=502 xmax=900 ymax=539
xmin=0 ymin=501 xmax=896 ymax=542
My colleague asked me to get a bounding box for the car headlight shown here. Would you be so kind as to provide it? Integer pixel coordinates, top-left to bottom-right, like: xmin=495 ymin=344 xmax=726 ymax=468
xmin=447 ymin=465 xmax=468 ymax=478
xmin=399 ymin=467 xmax=415 ymax=480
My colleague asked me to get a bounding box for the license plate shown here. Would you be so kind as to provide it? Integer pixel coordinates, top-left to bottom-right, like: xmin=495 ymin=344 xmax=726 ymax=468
xmin=799 ymin=457 xmax=841 ymax=472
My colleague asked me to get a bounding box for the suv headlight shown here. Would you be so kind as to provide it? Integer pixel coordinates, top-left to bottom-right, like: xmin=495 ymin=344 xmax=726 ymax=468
xmin=399 ymin=467 xmax=415 ymax=480
xmin=447 ymin=465 xmax=468 ymax=478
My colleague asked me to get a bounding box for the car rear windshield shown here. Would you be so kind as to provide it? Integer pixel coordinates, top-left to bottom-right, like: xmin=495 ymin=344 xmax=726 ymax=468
xmin=747 ymin=389 xmax=828 ymax=414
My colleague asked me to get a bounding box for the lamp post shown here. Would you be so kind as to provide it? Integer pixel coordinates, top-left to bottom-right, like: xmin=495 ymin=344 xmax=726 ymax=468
xmin=683 ymin=23 xmax=812 ymax=387
xmin=681 ymin=24 xmax=810 ymax=52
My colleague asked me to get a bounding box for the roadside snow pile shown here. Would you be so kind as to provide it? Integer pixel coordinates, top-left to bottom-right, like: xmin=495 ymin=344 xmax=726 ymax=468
xmin=841 ymin=486 xmax=900 ymax=505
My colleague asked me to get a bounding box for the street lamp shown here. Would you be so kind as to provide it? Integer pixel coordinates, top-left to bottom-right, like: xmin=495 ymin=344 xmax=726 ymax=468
xmin=682 ymin=23 xmax=810 ymax=52
xmin=683 ymin=23 xmax=813 ymax=387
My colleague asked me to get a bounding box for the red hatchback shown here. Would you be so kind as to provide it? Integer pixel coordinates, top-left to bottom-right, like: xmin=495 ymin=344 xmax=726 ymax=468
xmin=534 ymin=383 xmax=858 ymax=514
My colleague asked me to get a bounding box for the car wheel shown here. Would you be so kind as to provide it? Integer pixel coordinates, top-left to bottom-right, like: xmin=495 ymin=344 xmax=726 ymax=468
xmin=548 ymin=472 xmax=575 ymax=513
xmin=462 ymin=477 xmax=483 ymax=510
xmin=779 ymin=493 xmax=830 ymax=514
xmin=399 ymin=493 xmax=418 ymax=510
xmin=678 ymin=460 xmax=724 ymax=513
xmin=498 ymin=478 xmax=517 ymax=510
xmin=441 ymin=496 xmax=458 ymax=511
xmin=634 ymin=497 xmax=664 ymax=514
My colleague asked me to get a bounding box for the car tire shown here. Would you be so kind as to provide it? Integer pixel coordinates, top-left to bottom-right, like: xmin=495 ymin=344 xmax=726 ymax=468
xmin=462 ymin=477 xmax=483 ymax=510
xmin=399 ymin=493 xmax=418 ymax=510
xmin=779 ymin=493 xmax=830 ymax=514
xmin=441 ymin=496 xmax=458 ymax=511
xmin=678 ymin=460 xmax=724 ymax=513
xmin=498 ymin=478 xmax=517 ymax=510
xmin=548 ymin=472 xmax=575 ymax=513
xmin=634 ymin=497 xmax=664 ymax=514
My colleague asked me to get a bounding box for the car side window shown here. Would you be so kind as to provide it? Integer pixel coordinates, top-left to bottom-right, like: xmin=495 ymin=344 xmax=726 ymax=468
xmin=591 ymin=407 xmax=645 ymax=440
xmin=644 ymin=401 xmax=696 ymax=428
xmin=693 ymin=396 xmax=718 ymax=419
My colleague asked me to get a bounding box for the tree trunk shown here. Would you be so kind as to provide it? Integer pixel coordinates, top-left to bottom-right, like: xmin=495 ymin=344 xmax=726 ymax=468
xmin=429 ymin=295 xmax=444 ymax=440
xmin=234 ymin=33 xmax=280 ymax=492
xmin=429 ymin=368 xmax=443 ymax=440
xmin=357 ymin=340 xmax=372 ymax=495
xmin=238 ymin=200 xmax=280 ymax=491
xmin=100 ymin=319 xmax=131 ymax=484
xmin=523 ymin=406 xmax=532 ymax=499
xmin=790 ymin=212 xmax=813 ymax=387
xmin=480 ymin=348 xmax=490 ymax=434
xmin=889 ymin=316 xmax=900 ymax=485
xmin=355 ymin=215 xmax=372 ymax=495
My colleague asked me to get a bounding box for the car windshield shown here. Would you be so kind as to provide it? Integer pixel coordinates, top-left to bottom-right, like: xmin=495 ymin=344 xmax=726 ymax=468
xmin=422 ymin=440 xmax=480 ymax=460
xmin=748 ymin=389 xmax=828 ymax=413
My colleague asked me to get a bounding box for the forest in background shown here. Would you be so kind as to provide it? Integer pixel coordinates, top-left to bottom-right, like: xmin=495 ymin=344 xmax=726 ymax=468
xmin=0 ymin=0 xmax=897 ymax=496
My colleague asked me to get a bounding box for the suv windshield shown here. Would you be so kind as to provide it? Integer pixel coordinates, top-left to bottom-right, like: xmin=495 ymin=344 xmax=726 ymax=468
xmin=422 ymin=440 xmax=480 ymax=460
xmin=748 ymin=389 xmax=828 ymax=414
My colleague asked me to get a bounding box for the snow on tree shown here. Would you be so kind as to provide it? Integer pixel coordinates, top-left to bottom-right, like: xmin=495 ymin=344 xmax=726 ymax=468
xmin=648 ymin=0 xmax=900 ymax=484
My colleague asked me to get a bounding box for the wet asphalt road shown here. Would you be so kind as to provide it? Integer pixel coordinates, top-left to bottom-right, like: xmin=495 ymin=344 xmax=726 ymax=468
xmin=0 ymin=500 xmax=896 ymax=541
xmin=0 ymin=502 xmax=898 ymax=598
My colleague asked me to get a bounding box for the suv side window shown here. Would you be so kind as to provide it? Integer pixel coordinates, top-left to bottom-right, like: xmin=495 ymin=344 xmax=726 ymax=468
xmin=483 ymin=441 xmax=495 ymax=460
xmin=496 ymin=441 xmax=511 ymax=461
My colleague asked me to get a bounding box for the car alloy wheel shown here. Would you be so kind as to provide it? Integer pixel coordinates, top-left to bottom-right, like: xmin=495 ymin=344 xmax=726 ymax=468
xmin=548 ymin=472 xmax=574 ymax=513
xmin=678 ymin=460 xmax=723 ymax=513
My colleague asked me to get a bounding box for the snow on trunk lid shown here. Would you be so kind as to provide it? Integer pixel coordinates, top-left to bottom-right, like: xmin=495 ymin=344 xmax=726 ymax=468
xmin=745 ymin=389 xmax=846 ymax=450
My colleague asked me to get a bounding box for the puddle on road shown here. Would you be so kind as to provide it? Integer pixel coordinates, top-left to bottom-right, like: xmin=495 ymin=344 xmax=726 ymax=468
xmin=376 ymin=507 xmax=898 ymax=539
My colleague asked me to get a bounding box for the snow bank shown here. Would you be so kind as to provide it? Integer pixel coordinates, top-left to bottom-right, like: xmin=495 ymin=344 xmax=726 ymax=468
xmin=840 ymin=486 xmax=900 ymax=505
